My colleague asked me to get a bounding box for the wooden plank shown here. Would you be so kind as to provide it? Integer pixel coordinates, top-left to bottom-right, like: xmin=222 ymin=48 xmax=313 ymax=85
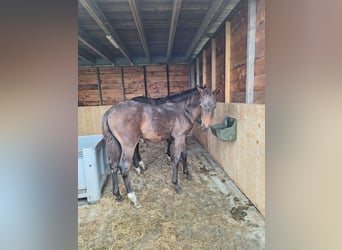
xmin=192 ymin=103 xmax=265 ymax=216
xmin=96 ymin=67 xmax=103 ymax=105
xmin=246 ymin=0 xmax=257 ymax=104
xmin=78 ymin=28 xmax=115 ymax=64
xmin=196 ymin=57 xmax=200 ymax=86
xmin=120 ymin=66 xmax=125 ymax=101
xmin=80 ymin=0 xmax=133 ymax=64
xmin=211 ymin=38 xmax=216 ymax=90
xmin=166 ymin=65 xmax=170 ymax=96
xmin=184 ymin=0 xmax=226 ymax=60
xmin=78 ymin=105 xmax=112 ymax=135
xmin=167 ymin=0 xmax=182 ymax=62
xmin=128 ymin=0 xmax=150 ymax=62
xmin=143 ymin=66 xmax=148 ymax=97
xmin=202 ymin=49 xmax=206 ymax=86
xmin=225 ymin=21 xmax=231 ymax=103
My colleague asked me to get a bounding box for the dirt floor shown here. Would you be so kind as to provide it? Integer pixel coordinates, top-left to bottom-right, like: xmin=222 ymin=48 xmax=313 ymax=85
xmin=78 ymin=136 xmax=265 ymax=249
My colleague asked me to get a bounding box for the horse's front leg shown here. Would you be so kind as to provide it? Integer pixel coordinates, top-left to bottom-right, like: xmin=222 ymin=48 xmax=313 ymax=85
xmin=181 ymin=150 xmax=192 ymax=180
xmin=172 ymin=136 xmax=185 ymax=194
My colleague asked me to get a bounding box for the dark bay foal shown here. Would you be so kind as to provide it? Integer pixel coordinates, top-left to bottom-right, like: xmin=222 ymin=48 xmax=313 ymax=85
xmin=102 ymin=87 xmax=218 ymax=207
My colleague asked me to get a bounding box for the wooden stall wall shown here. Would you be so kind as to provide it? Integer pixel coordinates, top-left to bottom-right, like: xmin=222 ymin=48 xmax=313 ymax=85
xmin=192 ymin=103 xmax=265 ymax=216
xmin=215 ymin=28 xmax=226 ymax=102
xmin=123 ymin=66 xmax=145 ymax=100
xmin=169 ymin=64 xmax=190 ymax=94
xmin=100 ymin=67 xmax=122 ymax=105
xmin=78 ymin=64 xmax=190 ymax=106
xmin=205 ymin=43 xmax=212 ymax=88
xmin=78 ymin=68 xmax=100 ymax=106
xmin=254 ymin=0 xmax=265 ymax=104
xmin=146 ymin=65 xmax=167 ymax=98
xmin=230 ymin=0 xmax=248 ymax=103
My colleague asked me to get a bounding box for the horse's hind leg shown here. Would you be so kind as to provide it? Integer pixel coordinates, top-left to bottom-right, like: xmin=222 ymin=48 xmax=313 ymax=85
xmin=166 ymin=138 xmax=173 ymax=161
xmin=106 ymin=137 xmax=124 ymax=201
xmin=120 ymin=146 xmax=142 ymax=208
xmin=133 ymin=143 xmax=146 ymax=175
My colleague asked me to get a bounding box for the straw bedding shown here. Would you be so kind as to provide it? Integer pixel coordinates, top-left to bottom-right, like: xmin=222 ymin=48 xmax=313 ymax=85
xmin=78 ymin=136 xmax=265 ymax=249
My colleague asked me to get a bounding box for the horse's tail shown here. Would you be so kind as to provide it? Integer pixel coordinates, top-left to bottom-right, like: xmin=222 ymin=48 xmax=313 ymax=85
xmin=102 ymin=108 xmax=121 ymax=170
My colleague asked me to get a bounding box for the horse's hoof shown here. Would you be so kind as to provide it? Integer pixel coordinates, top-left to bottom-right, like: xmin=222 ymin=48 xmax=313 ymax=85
xmin=115 ymin=195 xmax=124 ymax=202
xmin=167 ymin=155 xmax=172 ymax=162
xmin=175 ymin=186 xmax=182 ymax=194
xmin=186 ymin=174 xmax=192 ymax=180
xmin=134 ymin=201 xmax=142 ymax=208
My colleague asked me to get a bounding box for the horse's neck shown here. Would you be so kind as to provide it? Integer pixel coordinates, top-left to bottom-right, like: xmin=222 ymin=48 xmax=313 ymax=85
xmin=180 ymin=93 xmax=201 ymax=123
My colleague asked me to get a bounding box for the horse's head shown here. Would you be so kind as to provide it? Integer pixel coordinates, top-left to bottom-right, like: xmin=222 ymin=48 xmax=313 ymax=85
xmin=197 ymin=86 xmax=220 ymax=130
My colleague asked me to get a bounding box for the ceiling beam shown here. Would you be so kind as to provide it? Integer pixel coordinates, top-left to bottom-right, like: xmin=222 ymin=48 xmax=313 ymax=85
xmin=79 ymin=0 xmax=134 ymax=64
xmin=78 ymin=50 xmax=96 ymax=65
xmin=128 ymin=0 xmax=151 ymax=63
xmin=166 ymin=0 xmax=182 ymax=63
xmin=184 ymin=0 xmax=226 ymax=61
xmin=78 ymin=28 xmax=115 ymax=64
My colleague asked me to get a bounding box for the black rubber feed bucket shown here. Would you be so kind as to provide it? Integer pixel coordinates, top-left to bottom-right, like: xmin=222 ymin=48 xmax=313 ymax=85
xmin=210 ymin=117 xmax=237 ymax=142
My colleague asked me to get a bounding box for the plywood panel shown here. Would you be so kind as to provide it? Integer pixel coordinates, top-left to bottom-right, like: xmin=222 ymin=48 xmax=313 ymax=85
xmin=192 ymin=102 xmax=265 ymax=215
xmin=78 ymin=105 xmax=112 ymax=135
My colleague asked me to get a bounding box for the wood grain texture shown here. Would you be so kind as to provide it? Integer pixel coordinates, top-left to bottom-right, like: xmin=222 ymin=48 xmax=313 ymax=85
xmin=192 ymin=102 xmax=265 ymax=216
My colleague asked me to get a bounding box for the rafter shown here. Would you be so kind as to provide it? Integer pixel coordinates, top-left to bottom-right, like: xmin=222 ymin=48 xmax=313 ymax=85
xmin=78 ymin=28 xmax=115 ymax=64
xmin=79 ymin=0 xmax=134 ymax=64
xmin=78 ymin=49 xmax=96 ymax=65
xmin=184 ymin=0 xmax=226 ymax=61
xmin=166 ymin=0 xmax=182 ymax=63
xmin=128 ymin=0 xmax=150 ymax=63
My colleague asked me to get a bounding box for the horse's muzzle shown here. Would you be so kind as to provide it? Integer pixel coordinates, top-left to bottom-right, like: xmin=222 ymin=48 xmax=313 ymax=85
xmin=201 ymin=124 xmax=209 ymax=131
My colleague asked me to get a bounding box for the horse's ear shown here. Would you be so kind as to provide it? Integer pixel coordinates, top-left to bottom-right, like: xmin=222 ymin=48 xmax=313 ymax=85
xmin=213 ymin=87 xmax=221 ymax=96
xmin=197 ymin=86 xmax=203 ymax=95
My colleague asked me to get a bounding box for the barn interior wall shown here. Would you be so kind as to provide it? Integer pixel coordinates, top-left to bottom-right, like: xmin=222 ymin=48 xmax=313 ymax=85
xmin=196 ymin=0 xmax=265 ymax=104
xmin=191 ymin=102 xmax=265 ymax=216
xmin=78 ymin=64 xmax=189 ymax=106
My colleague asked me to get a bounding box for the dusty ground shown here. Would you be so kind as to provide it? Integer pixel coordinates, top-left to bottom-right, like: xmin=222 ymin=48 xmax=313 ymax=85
xmin=78 ymin=136 xmax=265 ymax=249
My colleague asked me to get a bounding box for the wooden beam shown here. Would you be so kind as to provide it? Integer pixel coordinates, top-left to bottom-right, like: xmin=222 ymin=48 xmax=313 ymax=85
xmin=190 ymin=61 xmax=195 ymax=88
xmin=196 ymin=57 xmax=200 ymax=86
xmin=78 ymin=53 xmax=95 ymax=65
xmin=166 ymin=65 xmax=170 ymax=96
xmin=120 ymin=66 xmax=125 ymax=101
xmin=225 ymin=21 xmax=231 ymax=103
xmin=184 ymin=0 xmax=226 ymax=61
xmin=246 ymin=0 xmax=256 ymax=104
xmin=79 ymin=0 xmax=134 ymax=64
xmin=211 ymin=38 xmax=216 ymax=90
xmin=202 ymin=49 xmax=207 ymax=87
xmin=128 ymin=0 xmax=150 ymax=63
xmin=78 ymin=28 xmax=115 ymax=64
xmin=143 ymin=66 xmax=148 ymax=97
xmin=96 ymin=67 xmax=103 ymax=105
xmin=166 ymin=0 xmax=182 ymax=63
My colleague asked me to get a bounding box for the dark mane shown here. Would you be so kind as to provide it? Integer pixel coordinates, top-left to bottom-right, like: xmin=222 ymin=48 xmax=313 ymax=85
xmin=132 ymin=88 xmax=199 ymax=105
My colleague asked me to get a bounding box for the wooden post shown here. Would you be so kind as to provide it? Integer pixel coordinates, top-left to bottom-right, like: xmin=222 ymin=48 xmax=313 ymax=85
xmin=225 ymin=21 xmax=231 ymax=103
xmin=196 ymin=57 xmax=200 ymax=86
xmin=190 ymin=61 xmax=195 ymax=88
xmin=143 ymin=65 xmax=148 ymax=97
xmin=120 ymin=66 xmax=125 ymax=101
xmin=96 ymin=67 xmax=103 ymax=105
xmin=202 ymin=49 xmax=207 ymax=87
xmin=246 ymin=0 xmax=256 ymax=104
xmin=211 ymin=38 xmax=216 ymax=90
xmin=166 ymin=64 xmax=170 ymax=96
